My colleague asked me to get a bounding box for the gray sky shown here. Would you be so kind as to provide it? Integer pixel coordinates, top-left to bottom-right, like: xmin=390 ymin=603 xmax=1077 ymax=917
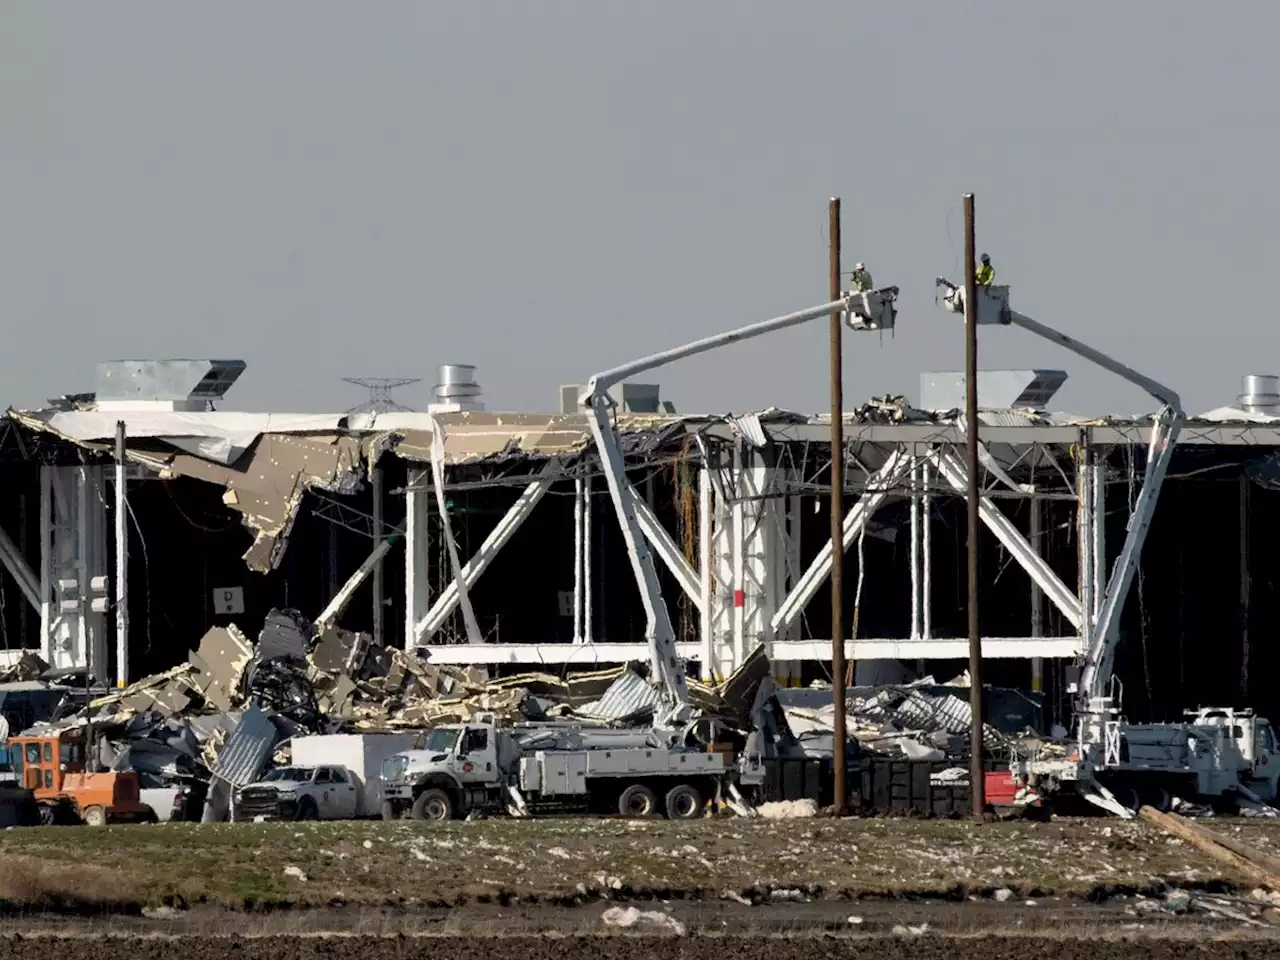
xmin=2 ymin=1 xmax=1275 ymax=417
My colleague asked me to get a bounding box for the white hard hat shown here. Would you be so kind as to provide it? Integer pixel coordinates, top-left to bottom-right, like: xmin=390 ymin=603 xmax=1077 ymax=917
xmin=854 ymin=262 xmax=865 ymax=271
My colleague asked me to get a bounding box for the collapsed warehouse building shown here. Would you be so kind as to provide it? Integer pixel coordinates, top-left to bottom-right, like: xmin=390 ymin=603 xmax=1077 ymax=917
xmin=2 ymin=359 xmax=1280 ymax=735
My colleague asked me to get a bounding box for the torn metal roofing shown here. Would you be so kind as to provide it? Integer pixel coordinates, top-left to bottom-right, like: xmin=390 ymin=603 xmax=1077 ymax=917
xmin=575 ymin=669 xmax=664 ymax=723
xmin=210 ymin=705 xmax=279 ymax=787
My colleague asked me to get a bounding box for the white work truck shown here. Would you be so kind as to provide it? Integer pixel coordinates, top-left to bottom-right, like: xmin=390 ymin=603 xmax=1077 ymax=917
xmin=233 ymin=764 xmax=360 ymax=821
xmin=1017 ymin=705 xmax=1280 ymax=814
xmin=234 ymin=733 xmax=412 ymax=822
xmin=380 ymin=716 xmax=727 ymax=821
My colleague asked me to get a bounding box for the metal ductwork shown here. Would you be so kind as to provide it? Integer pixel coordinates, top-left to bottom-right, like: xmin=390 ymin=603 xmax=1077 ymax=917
xmin=1238 ymin=374 xmax=1280 ymax=416
xmin=430 ymin=364 xmax=485 ymax=413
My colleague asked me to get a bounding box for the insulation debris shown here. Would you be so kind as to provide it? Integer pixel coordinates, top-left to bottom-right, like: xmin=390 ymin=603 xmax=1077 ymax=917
xmin=15 ymin=605 xmax=773 ymax=820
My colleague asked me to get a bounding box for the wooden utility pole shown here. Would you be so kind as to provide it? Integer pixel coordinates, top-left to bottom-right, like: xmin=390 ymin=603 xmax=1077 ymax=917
xmin=963 ymin=192 xmax=986 ymax=818
xmin=828 ymin=197 xmax=848 ymax=812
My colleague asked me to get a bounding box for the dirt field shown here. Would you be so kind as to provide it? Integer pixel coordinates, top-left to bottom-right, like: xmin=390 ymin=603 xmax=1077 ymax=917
xmin=6 ymin=814 xmax=1280 ymax=948
xmin=0 ymin=815 xmax=1265 ymax=912
xmin=4 ymin=937 xmax=1280 ymax=960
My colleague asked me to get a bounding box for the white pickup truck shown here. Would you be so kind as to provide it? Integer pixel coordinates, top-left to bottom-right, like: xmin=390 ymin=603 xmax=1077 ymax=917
xmin=233 ymin=733 xmax=413 ymax=822
xmin=233 ymin=764 xmax=360 ymax=821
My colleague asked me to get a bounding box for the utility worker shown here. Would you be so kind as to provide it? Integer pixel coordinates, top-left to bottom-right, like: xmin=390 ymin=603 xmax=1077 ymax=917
xmin=976 ymin=253 xmax=995 ymax=286
xmin=850 ymin=262 xmax=873 ymax=292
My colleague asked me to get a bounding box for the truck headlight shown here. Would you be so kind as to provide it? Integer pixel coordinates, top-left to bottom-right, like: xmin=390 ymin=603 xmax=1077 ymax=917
xmin=278 ymin=790 xmax=296 ymax=800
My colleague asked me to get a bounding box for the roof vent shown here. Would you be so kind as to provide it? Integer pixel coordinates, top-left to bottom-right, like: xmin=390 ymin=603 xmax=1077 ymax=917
xmin=1238 ymin=374 xmax=1280 ymax=416
xmin=429 ymin=364 xmax=485 ymax=413
xmin=93 ymin=360 xmax=246 ymax=412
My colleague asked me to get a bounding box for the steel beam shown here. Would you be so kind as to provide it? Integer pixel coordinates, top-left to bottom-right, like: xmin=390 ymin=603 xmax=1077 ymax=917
xmin=698 ymin=465 xmax=714 ymax=679
xmin=0 ymin=520 xmax=39 ymax=612
xmin=573 ymin=477 xmax=585 ymax=644
xmin=404 ymin=466 xmax=431 ymax=648
xmin=633 ymin=491 xmax=703 ymax=614
xmin=583 ymin=476 xmax=593 ymax=643
xmin=922 ymin=458 xmax=933 ymax=639
xmin=935 ymin=450 xmax=1084 ymax=629
xmin=414 ymin=478 xmax=552 ymax=642
xmin=414 ymin=636 xmax=1082 ymax=665
xmin=909 ymin=456 xmax=921 ymax=639
xmin=770 ymin=449 xmax=911 ymax=636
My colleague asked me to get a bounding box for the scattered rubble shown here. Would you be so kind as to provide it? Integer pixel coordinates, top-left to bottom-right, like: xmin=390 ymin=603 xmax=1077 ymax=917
xmin=4 ymin=606 xmax=770 ymax=821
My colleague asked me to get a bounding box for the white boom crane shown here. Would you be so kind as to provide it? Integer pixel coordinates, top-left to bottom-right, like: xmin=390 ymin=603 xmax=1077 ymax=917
xmin=580 ymin=287 xmax=899 ymax=729
xmin=935 ymin=280 xmax=1183 ymax=710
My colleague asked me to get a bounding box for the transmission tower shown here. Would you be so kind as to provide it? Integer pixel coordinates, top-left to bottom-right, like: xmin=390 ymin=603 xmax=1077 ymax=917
xmin=342 ymin=376 xmax=422 ymax=414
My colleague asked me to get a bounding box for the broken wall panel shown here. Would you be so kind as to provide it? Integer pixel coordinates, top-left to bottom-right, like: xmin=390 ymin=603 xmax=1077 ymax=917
xmin=160 ymin=433 xmax=366 ymax=571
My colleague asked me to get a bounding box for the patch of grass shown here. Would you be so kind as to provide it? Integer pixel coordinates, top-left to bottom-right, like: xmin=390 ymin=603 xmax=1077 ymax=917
xmin=0 ymin=853 xmax=146 ymax=913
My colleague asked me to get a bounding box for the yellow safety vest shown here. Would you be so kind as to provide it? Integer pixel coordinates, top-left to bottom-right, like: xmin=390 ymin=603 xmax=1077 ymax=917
xmin=976 ymin=263 xmax=994 ymax=286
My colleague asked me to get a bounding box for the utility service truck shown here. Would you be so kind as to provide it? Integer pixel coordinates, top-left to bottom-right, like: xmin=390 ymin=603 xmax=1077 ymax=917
xmin=380 ymin=715 xmax=728 ymax=820
xmin=935 ymin=278 xmax=1280 ymax=816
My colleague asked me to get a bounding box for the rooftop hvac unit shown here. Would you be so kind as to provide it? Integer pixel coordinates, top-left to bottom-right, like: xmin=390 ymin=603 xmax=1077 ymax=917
xmin=429 ymin=364 xmax=485 ymax=413
xmin=1238 ymin=374 xmax=1280 ymax=416
xmin=919 ymin=369 xmax=1067 ymax=412
xmin=94 ymin=360 xmax=246 ymax=412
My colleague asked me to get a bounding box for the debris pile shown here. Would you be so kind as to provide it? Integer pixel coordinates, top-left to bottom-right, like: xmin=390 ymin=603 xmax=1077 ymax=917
xmin=771 ymin=676 xmax=1036 ymax=762
xmin=9 ymin=606 xmax=767 ymax=820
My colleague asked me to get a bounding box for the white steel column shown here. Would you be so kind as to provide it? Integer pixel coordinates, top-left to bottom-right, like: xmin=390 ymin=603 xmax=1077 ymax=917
xmin=698 ymin=465 xmax=714 ymax=679
xmin=371 ymin=463 xmax=385 ymax=647
xmin=1030 ymin=485 xmax=1045 ymax=692
xmin=909 ymin=455 xmax=921 ymax=639
xmin=114 ymin=421 xmax=129 ymax=687
xmin=922 ymin=458 xmax=933 ymax=640
xmin=1078 ymin=444 xmax=1095 ymax=651
xmin=39 ymin=467 xmax=52 ymax=663
xmin=708 ymin=449 xmax=736 ymax=679
xmin=1090 ymin=454 xmax=1106 ymax=621
xmin=730 ymin=442 xmax=746 ymax=664
xmin=404 ymin=466 xmax=432 ymax=648
xmin=573 ymin=476 xmax=585 ymax=644
xmin=583 ymin=475 xmax=593 ymax=644
xmin=774 ymin=490 xmax=803 ymax=686
xmin=81 ymin=466 xmax=109 ymax=677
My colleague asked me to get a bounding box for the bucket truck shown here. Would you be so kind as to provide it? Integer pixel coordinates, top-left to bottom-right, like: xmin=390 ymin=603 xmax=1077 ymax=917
xmin=381 ymin=287 xmax=898 ymax=822
xmin=580 ymin=287 xmax=898 ymax=731
xmin=936 ymin=280 xmax=1280 ymax=815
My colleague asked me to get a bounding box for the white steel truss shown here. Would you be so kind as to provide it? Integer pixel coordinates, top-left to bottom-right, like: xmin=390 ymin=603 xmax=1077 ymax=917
xmin=406 ymin=431 xmax=1113 ymax=674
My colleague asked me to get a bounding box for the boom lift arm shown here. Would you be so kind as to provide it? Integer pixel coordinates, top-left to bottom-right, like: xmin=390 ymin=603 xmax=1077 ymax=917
xmin=935 ymin=280 xmax=1184 ymax=708
xmin=581 ymin=288 xmax=899 ymax=728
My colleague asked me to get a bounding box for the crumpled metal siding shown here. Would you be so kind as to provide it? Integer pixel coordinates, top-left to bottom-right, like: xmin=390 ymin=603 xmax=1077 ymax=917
xmin=575 ymin=671 xmax=663 ymax=722
xmin=211 ymin=705 xmax=279 ymax=787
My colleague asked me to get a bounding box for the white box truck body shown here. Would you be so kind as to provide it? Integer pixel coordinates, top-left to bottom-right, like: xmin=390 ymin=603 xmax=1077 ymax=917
xmin=290 ymin=733 xmax=414 ymax=817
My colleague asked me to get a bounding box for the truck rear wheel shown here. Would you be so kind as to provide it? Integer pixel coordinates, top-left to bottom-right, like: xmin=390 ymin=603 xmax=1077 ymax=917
xmin=82 ymin=805 xmax=107 ymax=827
xmin=664 ymin=784 xmax=702 ymax=820
xmin=412 ymin=788 xmax=453 ymax=822
xmin=618 ymin=784 xmax=658 ymax=818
